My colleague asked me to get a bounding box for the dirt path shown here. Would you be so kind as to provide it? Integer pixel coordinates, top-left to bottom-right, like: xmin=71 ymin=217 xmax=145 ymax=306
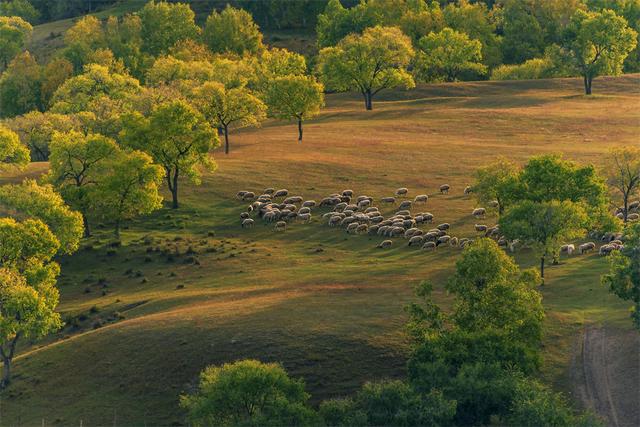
xmin=573 ymin=326 xmax=640 ymax=427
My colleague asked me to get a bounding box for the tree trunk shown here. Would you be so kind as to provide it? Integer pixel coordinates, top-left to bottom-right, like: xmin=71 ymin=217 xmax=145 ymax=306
xmin=584 ymin=75 xmax=593 ymax=95
xmin=540 ymin=256 xmax=545 ymax=285
xmin=171 ymin=169 xmax=179 ymax=209
xmin=224 ymin=125 xmax=230 ymax=155
xmin=363 ymin=90 xmax=373 ymax=110
xmin=82 ymin=213 xmax=91 ymax=238
xmin=1 ymin=356 xmax=11 ymax=389
xmin=297 ymin=118 xmax=303 ymax=142
xmin=114 ymin=219 xmax=120 ymax=239
xmin=623 ymin=192 xmax=629 ymax=223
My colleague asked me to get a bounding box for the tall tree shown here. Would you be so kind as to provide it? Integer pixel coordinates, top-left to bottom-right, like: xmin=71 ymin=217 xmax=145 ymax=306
xmin=264 ymin=75 xmax=324 ymax=142
xmin=0 ymin=0 xmax=40 ymax=23
xmin=602 ymin=223 xmax=640 ymax=329
xmin=138 ymin=0 xmax=199 ymax=56
xmin=93 ymin=150 xmax=163 ymax=237
xmin=317 ymin=26 xmax=415 ymax=110
xmin=562 ymin=8 xmax=637 ymax=94
xmin=120 ymin=100 xmax=217 ymax=209
xmin=500 ymin=200 xmax=589 ymax=282
xmin=194 ymin=82 xmax=266 ymax=155
xmin=62 ymin=15 xmax=105 ymax=72
xmin=0 ymin=50 xmax=42 ymax=118
xmin=472 ymin=157 xmax=520 ymax=215
xmin=202 ymin=5 xmax=264 ymax=56
xmin=7 ymin=111 xmax=79 ymax=161
xmin=47 ymin=131 xmax=117 ymax=237
xmin=414 ymin=28 xmax=487 ymax=82
xmin=0 ymin=125 xmax=29 ymax=169
xmin=0 ymin=16 xmax=31 ymax=70
xmin=605 ymin=146 xmax=640 ymax=223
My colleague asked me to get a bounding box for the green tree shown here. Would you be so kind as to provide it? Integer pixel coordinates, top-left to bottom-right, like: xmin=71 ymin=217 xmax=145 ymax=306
xmin=248 ymin=47 xmax=307 ymax=93
xmin=62 ymin=15 xmax=105 ymax=72
xmin=0 ymin=50 xmax=42 ymax=118
xmin=120 ymin=100 xmax=217 ymax=209
xmin=562 ymin=8 xmax=637 ymax=94
xmin=320 ymin=380 xmax=455 ymax=427
xmin=316 ymin=0 xmax=379 ymax=48
xmin=0 ymin=179 xmax=84 ymax=254
xmin=472 ymin=157 xmax=520 ymax=215
xmin=602 ymin=223 xmax=640 ymax=329
xmin=0 ymin=125 xmax=29 ymax=169
xmin=500 ymin=200 xmax=589 ymax=282
xmin=604 ymin=146 xmax=640 ymax=223
xmin=414 ymin=28 xmax=487 ymax=82
xmin=398 ymin=0 xmax=445 ymax=45
xmin=443 ymin=0 xmax=502 ymax=67
xmin=0 ymin=0 xmax=40 ymax=23
xmin=0 ymin=16 xmax=31 ymax=70
xmin=40 ymin=57 xmax=74 ymax=108
xmin=93 ymin=150 xmax=163 ymax=237
xmin=139 ymin=0 xmax=199 ymax=56
xmin=500 ymin=0 xmax=546 ymax=64
xmin=104 ymin=14 xmax=146 ymax=79
xmin=264 ymin=75 xmax=324 ymax=142
xmin=203 ymin=5 xmax=264 ymax=56
xmin=7 ymin=111 xmax=79 ymax=161
xmin=47 ymin=131 xmax=117 ymax=237
xmin=194 ymin=81 xmax=266 ymax=155
xmin=317 ymin=25 xmax=415 ymax=110
xmin=180 ymin=359 xmax=318 ymax=427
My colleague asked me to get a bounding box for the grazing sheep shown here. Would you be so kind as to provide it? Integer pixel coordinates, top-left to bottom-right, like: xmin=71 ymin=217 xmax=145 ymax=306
xmin=391 ymin=227 xmax=405 ymax=237
xmin=408 ymin=235 xmax=424 ymax=247
xmin=599 ymin=244 xmax=619 ymax=256
xmin=475 ymin=224 xmax=488 ymax=233
xmin=274 ymin=189 xmax=289 ymax=198
xmin=578 ymin=242 xmax=596 ymax=254
xmin=371 ymin=216 xmax=384 ymax=224
xmin=264 ymin=188 xmax=275 ymax=194
xmin=424 ymin=231 xmax=439 ymax=241
xmin=334 ymin=202 xmax=348 ymax=212
xmin=274 ymin=221 xmax=287 ymax=231
xmin=328 ymin=216 xmax=342 ymax=226
xmin=414 ymin=194 xmax=428 ymax=204
xmin=342 ymin=189 xmax=354 ymax=197
xmin=358 ymin=199 xmax=371 ymax=209
xmin=377 ymin=226 xmax=390 ymax=236
xmin=629 ymin=200 xmax=640 ymax=210
xmin=395 ymin=210 xmax=411 ymax=217
xmin=488 ymin=200 xmax=499 ymax=208
xmin=497 ymin=238 xmax=507 ymax=247
xmin=423 ymin=213 xmax=434 ymax=223
xmin=320 ymin=197 xmax=340 ymax=207
xmin=284 ymin=196 xmax=303 ymax=204
xmin=346 ymin=204 xmax=359 ymax=211
xmin=560 ymin=244 xmax=575 ymax=256
xmin=356 ymin=195 xmax=373 ymax=203
xmin=240 ymin=212 xmax=250 ymax=219
xmin=459 ymin=238 xmax=470 ymax=247
xmin=399 ymin=200 xmax=412 ymax=210
xmin=368 ymin=225 xmax=380 ymax=235
xmin=356 ymin=224 xmax=368 ymax=234
xmin=381 ymin=197 xmax=396 ymax=204
xmin=449 ymin=237 xmax=459 ymax=247
xmin=404 ymin=228 xmax=419 ymax=238
xmin=472 ymin=208 xmax=486 ymax=218
xmin=236 ymin=191 xmax=248 ymax=199
xmin=395 ymin=188 xmax=408 ymax=198
xmin=298 ymin=207 xmax=311 ymax=215
xmin=298 ymin=213 xmax=311 ymax=223
xmin=241 ymin=218 xmax=254 ymax=228
xmin=439 ymin=184 xmax=450 ymax=194
xmin=341 ymin=217 xmax=358 ymax=226
xmin=422 ymin=241 xmax=436 ymax=251
xmin=302 ymin=200 xmax=316 ymax=208
xmin=628 ymin=213 xmax=640 ymax=221
xmin=437 ymin=235 xmax=451 ymax=246
xmin=464 ymin=186 xmax=473 ymax=195
xmin=346 ymin=223 xmax=359 ymax=233
xmin=242 ymin=192 xmax=256 ymax=201
xmin=437 ymin=223 xmax=450 ymax=231
xmin=378 ymin=240 xmax=393 ymax=249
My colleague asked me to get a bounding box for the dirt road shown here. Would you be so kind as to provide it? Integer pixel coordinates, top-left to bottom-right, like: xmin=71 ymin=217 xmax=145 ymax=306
xmin=572 ymin=326 xmax=640 ymax=427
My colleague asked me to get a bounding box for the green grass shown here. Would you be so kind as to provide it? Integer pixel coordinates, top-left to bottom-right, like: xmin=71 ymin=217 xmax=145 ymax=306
xmin=0 ymin=75 xmax=638 ymax=426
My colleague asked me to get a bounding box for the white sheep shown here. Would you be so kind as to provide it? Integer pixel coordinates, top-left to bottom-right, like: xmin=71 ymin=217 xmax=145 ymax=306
xmin=475 ymin=224 xmax=488 ymax=233
xmin=356 ymin=224 xmax=368 ymax=234
xmin=437 ymin=223 xmax=450 ymax=231
xmin=439 ymin=184 xmax=450 ymax=194
xmin=399 ymin=200 xmax=412 ymax=210
xmin=264 ymin=188 xmax=275 ymax=194
xmin=242 ymin=192 xmax=256 ymax=201
xmin=578 ymin=242 xmax=596 ymax=254
xmin=342 ymin=189 xmax=354 ymax=197
xmin=298 ymin=213 xmax=311 ymax=223
xmin=328 ymin=216 xmax=342 ymax=226
xmin=414 ymin=195 xmax=428 ymax=204
xmin=346 ymin=223 xmax=359 ymax=233
xmin=302 ymin=200 xmax=316 ymax=208
xmin=464 ymin=186 xmax=473 ymax=195
xmin=488 ymin=200 xmax=499 ymax=208
xmin=472 ymin=208 xmax=486 ymax=218
xmin=422 ymin=241 xmax=436 ymax=251
xmin=381 ymin=197 xmax=396 ymax=204
xmin=240 ymin=212 xmax=250 ymax=219
xmin=408 ymin=235 xmax=424 ymax=247
xmin=274 ymin=189 xmax=289 ymax=198
xmin=236 ymin=191 xmax=248 ymax=199
xmin=378 ymin=240 xmax=393 ymax=249
xmin=449 ymin=237 xmax=459 ymax=247
xmin=284 ymin=196 xmax=303 ymax=204
xmin=298 ymin=207 xmax=311 ymax=215
xmin=274 ymin=221 xmax=287 ymax=231
xmin=241 ymin=218 xmax=254 ymax=228
xmin=395 ymin=188 xmax=409 ymax=197
xmin=560 ymin=244 xmax=575 ymax=256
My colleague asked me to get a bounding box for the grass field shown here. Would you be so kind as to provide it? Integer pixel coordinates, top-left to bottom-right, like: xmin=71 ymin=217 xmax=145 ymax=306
xmin=0 ymin=75 xmax=638 ymax=426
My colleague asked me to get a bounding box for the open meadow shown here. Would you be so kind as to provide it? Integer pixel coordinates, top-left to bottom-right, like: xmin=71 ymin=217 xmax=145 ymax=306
xmin=0 ymin=74 xmax=637 ymax=425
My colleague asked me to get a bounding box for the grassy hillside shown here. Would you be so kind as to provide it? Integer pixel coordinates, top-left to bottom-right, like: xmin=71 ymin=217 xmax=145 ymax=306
xmin=1 ymin=75 xmax=638 ymax=426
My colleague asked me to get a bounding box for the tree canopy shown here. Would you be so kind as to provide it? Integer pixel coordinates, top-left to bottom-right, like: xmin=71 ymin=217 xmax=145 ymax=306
xmin=0 ymin=16 xmax=31 ymax=70
xmin=317 ymin=25 xmax=415 ymax=110
xmin=203 ymin=5 xmax=264 ymax=56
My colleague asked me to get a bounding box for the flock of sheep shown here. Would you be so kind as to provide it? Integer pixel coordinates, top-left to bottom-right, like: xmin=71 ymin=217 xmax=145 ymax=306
xmin=234 ymin=186 xmax=635 ymax=257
